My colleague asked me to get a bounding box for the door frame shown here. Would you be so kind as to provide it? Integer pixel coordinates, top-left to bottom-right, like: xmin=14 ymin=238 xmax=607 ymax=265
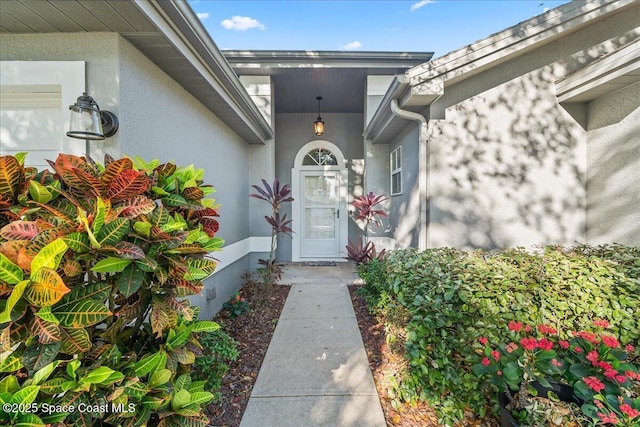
xmin=291 ymin=140 xmax=348 ymax=262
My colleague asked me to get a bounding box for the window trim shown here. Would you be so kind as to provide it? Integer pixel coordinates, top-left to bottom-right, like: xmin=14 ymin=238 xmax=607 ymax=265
xmin=390 ymin=145 xmax=402 ymax=196
xmin=0 ymin=61 xmax=85 ymax=167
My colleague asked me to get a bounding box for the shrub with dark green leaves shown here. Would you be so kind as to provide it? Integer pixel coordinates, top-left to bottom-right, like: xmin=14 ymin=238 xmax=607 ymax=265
xmin=355 ymin=258 xmax=388 ymax=309
xmin=222 ymin=292 xmax=250 ymax=318
xmin=358 ymin=245 xmax=639 ymax=425
xmin=191 ymin=329 xmax=239 ymax=400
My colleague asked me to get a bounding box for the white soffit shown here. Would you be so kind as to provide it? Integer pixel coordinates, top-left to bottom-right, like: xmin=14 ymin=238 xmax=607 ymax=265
xmin=556 ymin=39 xmax=640 ymax=103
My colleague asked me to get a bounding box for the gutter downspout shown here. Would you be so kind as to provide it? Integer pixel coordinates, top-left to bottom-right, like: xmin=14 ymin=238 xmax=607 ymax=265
xmin=390 ymin=99 xmax=429 ymax=251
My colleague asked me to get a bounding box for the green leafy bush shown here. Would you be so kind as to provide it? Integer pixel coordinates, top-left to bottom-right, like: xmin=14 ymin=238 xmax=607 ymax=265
xmin=222 ymin=292 xmax=250 ymax=318
xmin=357 ymin=245 xmax=640 ymax=425
xmin=0 ymin=153 xmax=225 ymax=426
xmin=355 ymin=258 xmax=388 ymax=308
xmin=191 ymin=329 xmax=239 ymax=400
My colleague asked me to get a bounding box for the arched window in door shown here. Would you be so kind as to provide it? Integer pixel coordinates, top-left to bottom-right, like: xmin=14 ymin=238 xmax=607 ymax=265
xmin=302 ymin=147 xmax=338 ymax=166
xmin=292 ymin=140 xmax=348 ymax=261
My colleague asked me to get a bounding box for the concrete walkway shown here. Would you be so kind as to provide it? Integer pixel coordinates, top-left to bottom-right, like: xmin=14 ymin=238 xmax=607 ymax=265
xmin=240 ymin=263 xmax=387 ymax=427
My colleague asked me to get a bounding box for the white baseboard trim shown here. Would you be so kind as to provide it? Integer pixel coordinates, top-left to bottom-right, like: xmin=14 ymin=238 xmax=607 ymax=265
xmin=211 ymin=236 xmax=271 ymax=274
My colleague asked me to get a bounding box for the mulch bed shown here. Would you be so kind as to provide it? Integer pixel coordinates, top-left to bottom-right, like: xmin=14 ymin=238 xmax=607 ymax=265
xmin=205 ymin=285 xmax=290 ymax=427
xmin=348 ymin=284 xmax=444 ymax=427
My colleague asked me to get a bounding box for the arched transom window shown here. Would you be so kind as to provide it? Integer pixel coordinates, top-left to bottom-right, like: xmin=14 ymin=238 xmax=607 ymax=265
xmin=302 ymin=148 xmax=338 ymax=166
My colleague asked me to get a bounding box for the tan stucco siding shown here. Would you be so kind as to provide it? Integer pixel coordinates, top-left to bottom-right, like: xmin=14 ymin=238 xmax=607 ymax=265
xmin=428 ymin=64 xmax=587 ymax=249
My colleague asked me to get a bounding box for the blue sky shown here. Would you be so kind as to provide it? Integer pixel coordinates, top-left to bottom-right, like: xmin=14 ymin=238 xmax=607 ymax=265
xmin=188 ymin=0 xmax=570 ymax=57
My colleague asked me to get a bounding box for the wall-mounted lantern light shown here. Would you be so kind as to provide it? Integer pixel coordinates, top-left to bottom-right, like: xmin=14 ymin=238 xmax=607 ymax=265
xmin=67 ymin=92 xmax=119 ymax=140
xmin=313 ymin=96 xmax=324 ymax=136
xmin=67 ymin=92 xmax=119 ymax=158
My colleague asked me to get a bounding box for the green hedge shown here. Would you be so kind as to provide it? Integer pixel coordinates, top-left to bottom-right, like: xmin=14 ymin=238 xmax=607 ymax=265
xmin=357 ymin=245 xmax=640 ymax=425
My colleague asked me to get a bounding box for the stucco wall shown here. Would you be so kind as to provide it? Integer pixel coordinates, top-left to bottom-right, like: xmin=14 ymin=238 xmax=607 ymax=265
xmin=388 ymin=124 xmax=421 ymax=248
xmin=428 ymin=64 xmax=587 ymax=249
xmin=0 ymin=33 xmax=121 ymax=157
xmin=586 ymin=82 xmax=640 ymax=245
xmin=116 ymin=37 xmax=252 ymax=245
xmin=0 ymin=33 xmax=255 ymax=317
xmin=420 ymin=7 xmax=640 ymax=250
xmin=274 ymin=112 xmax=364 ymax=261
xmin=115 ymin=37 xmax=256 ymax=316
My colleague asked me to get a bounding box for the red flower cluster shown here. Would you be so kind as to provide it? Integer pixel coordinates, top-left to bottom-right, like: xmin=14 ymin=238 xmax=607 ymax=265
xmin=508 ymin=320 xmax=523 ymax=332
xmin=587 ymin=350 xmax=600 ymax=366
xmin=537 ymin=338 xmax=553 ymax=351
xmin=584 ymin=376 xmax=606 ymax=392
xmin=593 ymin=319 xmax=610 ymax=328
xmin=626 ymin=371 xmax=640 ymax=381
xmin=575 ymin=330 xmax=599 ymax=343
xmin=475 ymin=318 xmax=640 ymax=426
xmin=520 ymin=337 xmax=538 ymax=351
xmin=537 ymin=324 xmax=557 ymax=335
xmin=601 ymin=334 xmax=620 ymax=349
xmin=619 ymin=403 xmax=640 ymax=419
xmin=594 ymin=396 xmax=639 ymax=422
xmin=598 ymin=411 xmax=619 ymax=424
xmin=584 ymin=349 xmax=628 ymax=384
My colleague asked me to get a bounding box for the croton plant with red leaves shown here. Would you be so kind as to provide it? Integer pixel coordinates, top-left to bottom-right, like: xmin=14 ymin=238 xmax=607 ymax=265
xmin=0 ymin=153 xmax=223 ymax=427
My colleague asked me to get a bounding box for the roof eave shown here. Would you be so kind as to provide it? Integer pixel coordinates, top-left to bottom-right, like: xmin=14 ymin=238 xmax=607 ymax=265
xmin=223 ymin=50 xmax=434 ymax=70
xmin=366 ymin=0 xmax=637 ymax=145
xmin=364 ymin=75 xmax=443 ymax=144
xmin=135 ymin=0 xmax=274 ymax=144
xmin=556 ymin=38 xmax=640 ymax=103
xmin=363 ymin=75 xmax=409 ymax=144
xmin=407 ymin=0 xmax=636 ymax=87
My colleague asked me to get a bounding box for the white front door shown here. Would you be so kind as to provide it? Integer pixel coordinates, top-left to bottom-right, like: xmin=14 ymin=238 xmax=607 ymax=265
xmin=301 ymin=170 xmax=341 ymax=258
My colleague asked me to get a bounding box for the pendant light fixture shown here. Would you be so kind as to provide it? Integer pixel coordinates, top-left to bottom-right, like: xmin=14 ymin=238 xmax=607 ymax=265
xmin=313 ymin=96 xmax=324 ymax=136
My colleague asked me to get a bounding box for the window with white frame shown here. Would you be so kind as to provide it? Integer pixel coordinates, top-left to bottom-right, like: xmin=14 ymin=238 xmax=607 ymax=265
xmin=390 ymin=145 xmax=402 ymax=195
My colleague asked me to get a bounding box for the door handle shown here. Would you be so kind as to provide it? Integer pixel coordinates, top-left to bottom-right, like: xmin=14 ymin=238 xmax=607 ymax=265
xmin=336 ymin=209 xmax=340 ymax=218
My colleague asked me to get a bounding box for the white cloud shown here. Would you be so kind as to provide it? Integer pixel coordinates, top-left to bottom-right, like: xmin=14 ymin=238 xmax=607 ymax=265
xmin=220 ymin=16 xmax=266 ymax=31
xmin=196 ymin=12 xmax=209 ymax=20
xmin=341 ymin=40 xmax=362 ymax=50
xmin=410 ymin=0 xmax=435 ymax=11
